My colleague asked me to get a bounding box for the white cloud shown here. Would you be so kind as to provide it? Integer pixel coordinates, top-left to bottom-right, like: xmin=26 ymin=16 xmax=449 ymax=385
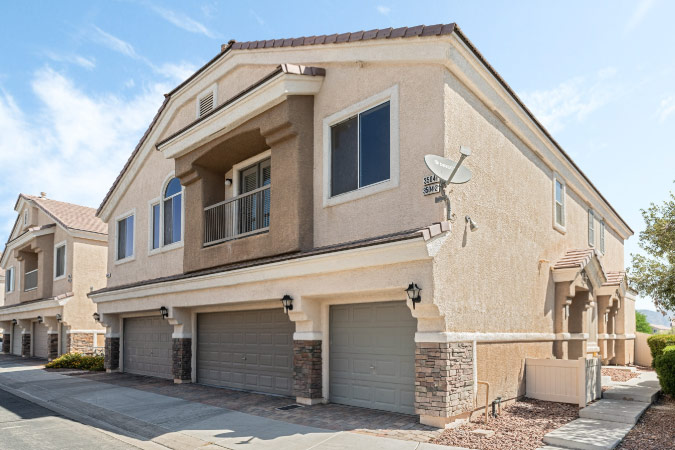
xmin=151 ymin=5 xmax=220 ymax=38
xmin=626 ymin=0 xmax=656 ymax=32
xmin=44 ymin=52 xmax=96 ymax=70
xmin=91 ymin=26 xmax=140 ymax=59
xmin=657 ymin=96 xmax=675 ymax=123
xmin=154 ymin=62 xmax=198 ymax=83
xmin=377 ymin=5 xmax=391 ymax=15
xmin=0 ymin=68 xmax=170 ymax=241
xmin=520 ymin=68 xmax=621 ymax=133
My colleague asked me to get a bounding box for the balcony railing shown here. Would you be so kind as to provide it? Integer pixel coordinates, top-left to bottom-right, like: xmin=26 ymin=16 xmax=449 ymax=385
xmin=24 ymin=269 xmax=38 ymax=291
xmin=204 ymin=185 xmax=271 ymax=246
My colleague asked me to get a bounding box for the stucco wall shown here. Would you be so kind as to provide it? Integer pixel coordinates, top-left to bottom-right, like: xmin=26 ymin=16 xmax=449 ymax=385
xmin=62 ymin=238 xmax=107 ymax=330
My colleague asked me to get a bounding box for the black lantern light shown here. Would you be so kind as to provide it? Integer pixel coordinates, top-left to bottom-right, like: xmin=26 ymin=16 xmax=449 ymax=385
xmin=37 ymin=316 xmax=43 ymax=323
xmin=92 ymin=312 xmax=100 ymax=322
xmin=405 ymin=283 xmax=422 ymax=309
xmin=56 ymin=314 xmax=62 ymax=322
xmin=281 ymin=295 xmax=293 ymax=314
xmin=159 ymin=306 xmax=169 ymax=319
xmin=12 ymin=319 xmax=17 ymax=325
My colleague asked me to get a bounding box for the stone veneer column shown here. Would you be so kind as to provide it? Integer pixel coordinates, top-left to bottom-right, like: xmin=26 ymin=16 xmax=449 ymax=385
xmin=293 ymin=340 xmax=322 ymax=404
xmin=21 ymin=334 xmax=31 ymax=357
xmin=48 ymin=333 xmax=59 ymax=360
xmin=415 ymin=342 xmax=474 ymax=427
xmin=172 ymin=338 xmax=192 ymax=383
xmin=2 ymin=334 xmax=9 ymax=354
xmin=104 ymin=337 xmax=120 ymax=371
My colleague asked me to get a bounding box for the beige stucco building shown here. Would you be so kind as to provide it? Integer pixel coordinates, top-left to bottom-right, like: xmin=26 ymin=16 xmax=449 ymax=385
xmin=89 ymin=23 xmax=635 ymax=427
xmin=0 ymin=194 xmax=107 ymax=358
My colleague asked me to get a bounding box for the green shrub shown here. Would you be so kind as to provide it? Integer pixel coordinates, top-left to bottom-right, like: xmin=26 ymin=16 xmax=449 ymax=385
xmin=647 ymin=334 xmax=675 ymax=365
xmin=45 ymin=353 xmax=104 ymax=371
xmin=654 ymin=344 xmax=675 ymax=396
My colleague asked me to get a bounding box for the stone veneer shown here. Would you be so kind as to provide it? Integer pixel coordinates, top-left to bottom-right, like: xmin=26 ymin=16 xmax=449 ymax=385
xmin=2 ymin=334 xmax=9 ymax=353
xmin=21 ymin=334 xmax=31 ymax=357
xmin=415 ymin=342 xmax=474 ymax=424
xmin=48 ymin=333 xmax=59 ymax=360
xmin=104 ymin=337 xmax=120 ymax=371
xmin=172 ymin=338 xmax=192 ymax=382
xmin=293 ymin=340 xmax=322 ymax=402
xmin=70 ymin=333 xmax=94 ymax=353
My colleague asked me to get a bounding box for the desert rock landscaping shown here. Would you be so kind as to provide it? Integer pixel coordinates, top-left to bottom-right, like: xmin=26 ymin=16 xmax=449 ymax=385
xmin=602 ymin=367 xmax=641 ymax=383
xmin=617 ymin=395 xmax=675 ymax=450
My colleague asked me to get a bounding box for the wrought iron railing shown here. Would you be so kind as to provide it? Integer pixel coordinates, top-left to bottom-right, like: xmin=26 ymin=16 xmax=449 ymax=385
xmin=24 ymin=269 xmax=38 ymax=291
xmin=204 ymin=185 xmax=271 ymax=246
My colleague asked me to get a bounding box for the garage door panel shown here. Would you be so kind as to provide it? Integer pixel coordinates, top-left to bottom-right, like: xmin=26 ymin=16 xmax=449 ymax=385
xmin=330 ymin=301 xmax=416 ymax=415
xmin=123 ymin=316 xmax=173 ymax=379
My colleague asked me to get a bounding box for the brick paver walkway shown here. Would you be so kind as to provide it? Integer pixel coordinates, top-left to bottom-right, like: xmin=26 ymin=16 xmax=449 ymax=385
xmin=65 ymin=371 xmax=442 ymax=442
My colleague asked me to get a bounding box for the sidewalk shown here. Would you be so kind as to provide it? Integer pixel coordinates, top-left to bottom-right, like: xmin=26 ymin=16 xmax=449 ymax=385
xmin=0 ymin=355 xmax=465 ymax=450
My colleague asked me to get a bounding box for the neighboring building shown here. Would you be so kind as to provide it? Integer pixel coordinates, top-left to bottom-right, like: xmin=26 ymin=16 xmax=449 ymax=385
xmin=0 ymin=261 xmax=5 ymax=306
xmin=649 ymin=323 xmax=672 ymax=334
xmin=89 ymin=23 xmax=635 ymax=427
xmin=0 ymin=194 xmax=107 ymax=359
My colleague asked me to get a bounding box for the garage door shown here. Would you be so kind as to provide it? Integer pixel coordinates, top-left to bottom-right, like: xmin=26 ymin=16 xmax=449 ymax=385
xmin=123 ymin=316 xmax=172 ymax=379
xmin=330 ymin=301 xmax=416 ymax=414
xmin=33 ymin=322 xmax=48 ymax=359
xmin=12 ymin=324 xmax=22 ymax=356
xmin=197 ymin=309 xmax=293 ymax=396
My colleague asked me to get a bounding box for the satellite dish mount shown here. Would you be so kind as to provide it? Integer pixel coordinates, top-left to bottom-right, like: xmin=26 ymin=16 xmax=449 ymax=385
xmin=424 ymin=147 xmax=473 ymax=221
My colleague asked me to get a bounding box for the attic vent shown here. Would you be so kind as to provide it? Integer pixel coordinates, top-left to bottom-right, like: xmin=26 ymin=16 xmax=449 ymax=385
xmin=198 ymin=91 xmax=215 ymax=118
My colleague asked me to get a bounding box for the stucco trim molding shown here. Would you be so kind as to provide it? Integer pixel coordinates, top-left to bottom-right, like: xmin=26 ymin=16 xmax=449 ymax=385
xmin=294 ymin=331 xmax=323 ymax=340
xmin=0 ymin=294 xmax=72 ymax=318
xmin=415 ymin=331 xmax=558 ymax=343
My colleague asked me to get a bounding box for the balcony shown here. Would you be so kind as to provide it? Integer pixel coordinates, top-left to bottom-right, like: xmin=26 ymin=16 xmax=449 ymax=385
xmin=204 ymin=185 xmax=271 ymax=246
xmin=24 ymin=269 xmax=38 ymax=292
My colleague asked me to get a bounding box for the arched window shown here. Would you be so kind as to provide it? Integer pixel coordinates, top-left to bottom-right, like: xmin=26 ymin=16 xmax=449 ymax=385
xmin=163 ymin=178 xmax=182 ymax=245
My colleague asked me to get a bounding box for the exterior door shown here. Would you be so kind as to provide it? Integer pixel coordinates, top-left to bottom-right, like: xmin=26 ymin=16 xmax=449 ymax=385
xmin=197 ymin=309 xmax=293 ymax=396
xmin=123 ymin=316 xmax=172 ymax=379
xmin=33 ymin=322 xmax=48 ymax=358
xmin=238 ymin=159 xmax=271 ymax=234
xmin=329 ymin=301 xmax=417 ymax=414
xmin=11 ymin=324 xmax=21 ymax=355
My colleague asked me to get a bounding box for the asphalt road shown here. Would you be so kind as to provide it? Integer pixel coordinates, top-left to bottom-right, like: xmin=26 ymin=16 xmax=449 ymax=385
xmin=0 ymin=388 xmax=138 ymax=450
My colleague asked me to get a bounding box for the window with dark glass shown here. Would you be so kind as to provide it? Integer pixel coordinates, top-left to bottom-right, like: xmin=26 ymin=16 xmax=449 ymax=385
xmin=163 ymin=178 xmax=182 ymax=245
xmin=239 ymin=158 xmax=271 ymax=234
xmin=55 ymin=244 xmax=66 ymax=278
xmin=151 ymin=203 xmax=160 ymax=250
xmin=5 ymin=267 xmax=14 ymax=292
xmin=330 ymin=101 xmax=390 ymax=197
xmin=117 ymin=215 xmax=134 ymax=260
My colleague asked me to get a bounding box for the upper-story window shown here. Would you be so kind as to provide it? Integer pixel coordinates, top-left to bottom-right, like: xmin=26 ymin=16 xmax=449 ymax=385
xmin=599 ymin=220 xmax=606 ymax=253
xmin=553 ymin=174 xmax=566 ymax=231
xmin=151 ymin=177 xmax=183 ymax=251
xmin=116 ymin=213 xmax=135 ymax=261
xmin=54 ymin=242 xmax=66 ymax=279
xmin=588 ymin=209 xmax=595 ymax=247
xmin=5 ymin=267 xmax=14 ymax=293
xmin=330 ymin=101 xmax=390 ymax=197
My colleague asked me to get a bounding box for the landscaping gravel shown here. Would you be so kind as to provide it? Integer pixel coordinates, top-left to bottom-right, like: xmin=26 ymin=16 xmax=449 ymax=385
xmin=617 ymin=395 xmax=675 ymax=450
xmin=602 ymin=368 xmax=641 ymax=382
xmin=431 ymin=398 xmax=579 ymax=450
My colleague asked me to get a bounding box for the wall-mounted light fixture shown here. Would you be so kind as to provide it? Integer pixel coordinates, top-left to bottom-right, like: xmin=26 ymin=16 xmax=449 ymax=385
xmin=92 ymin=312 xmax=100 ymax=322
xmin=465 ymin=215 xmax=478 ymax=231
xmin=225 ymin=178 xmax=233 ymax=187
xmin=159 ymin=306 xmax=169 ymax=319
xmin=56 ymin=314 xmax=62 ymax=322
xmin=106 ymin=273 xmax=112 ymax=278
xmin=12 ymin=319 xmax=17 ymax=325
xmin=37 ymin=316 xmax=43 ymax=323
xmin=281 ymin=295 xmax=293 ymax=314
xmin=405 ymin=283 xmax=422 ymax=309
xmin=67 ymin=274 xmax=72 ymax=283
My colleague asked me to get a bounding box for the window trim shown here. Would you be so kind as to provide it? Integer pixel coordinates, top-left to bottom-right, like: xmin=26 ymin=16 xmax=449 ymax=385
xmin=5 ymin=266 xmax=14 ymax=293
xmin=53 ymin=241 xmax=67 ymax=281
xmin=148 ymin=173 xmax=184 ymax=256
xmin=231 ymin=150 xmax=272 ymax=197
xmin=23 ymin=210 xmax=28 ymax=227
xmin=195 ymin=83 xmax=218 ymax=119
xmin=114 ymin=209 xmax=136 ymax=265
xmin=588 ymin=209 xmax=595 ymax=247
xmin=322 ymin=85 xmax=400 ymax=207
xmin=552 ymin=173 xmax=566 ymax=234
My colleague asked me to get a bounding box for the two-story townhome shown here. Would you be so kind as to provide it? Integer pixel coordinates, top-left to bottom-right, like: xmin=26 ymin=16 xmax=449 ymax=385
xmin=90 ymin=23 xmax=635 ymax=427
xmin=0 ymin=194 xmax=107 ymax=359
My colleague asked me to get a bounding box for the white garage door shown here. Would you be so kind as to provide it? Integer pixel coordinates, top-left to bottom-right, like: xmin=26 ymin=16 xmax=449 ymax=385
xmin=330 ymin=301 xmax=417 ymax=414
xmin=33 ymin=322 xmax=49 ymax=359
xmin=123 ymin=316 xmax=173 ymax=379
xmin=12 ymin=324 xmax=22 ymax=356
xmin=197 ymin=309 xmax=294 ymax=396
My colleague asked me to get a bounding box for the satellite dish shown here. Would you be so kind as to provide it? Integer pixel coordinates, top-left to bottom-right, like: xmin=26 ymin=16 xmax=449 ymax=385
xmin=424 ymin=153 xmax=472 ymax=184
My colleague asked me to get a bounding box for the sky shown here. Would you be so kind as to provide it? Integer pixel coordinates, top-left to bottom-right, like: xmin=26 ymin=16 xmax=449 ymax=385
xmin=1 ymin=0 xmax=673 ymax=312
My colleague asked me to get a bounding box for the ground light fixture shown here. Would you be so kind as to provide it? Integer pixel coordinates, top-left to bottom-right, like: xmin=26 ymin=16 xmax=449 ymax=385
xmin=92 ymin=312 xmax=100 ymax=322
xmin=160 ymin=306 xmax=169 ymax=319
xmin=405 ymin=283 xmax=422 ymax=309
xmin=281 ymin=295 xmax=293 ymax=314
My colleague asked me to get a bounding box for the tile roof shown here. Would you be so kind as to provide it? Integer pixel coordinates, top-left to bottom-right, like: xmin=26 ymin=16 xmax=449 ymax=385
xmin=552 ymin=249 xmax=597 ymax=270
xmin=21 ymin=194 xmax=107 ymax=235
xmin=604 ymin=271 xmax=627 ymax=286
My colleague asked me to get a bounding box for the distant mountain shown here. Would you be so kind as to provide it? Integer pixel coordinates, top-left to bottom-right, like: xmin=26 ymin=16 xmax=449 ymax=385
xmin=638 ymin=309 xmax=673 ymax=327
